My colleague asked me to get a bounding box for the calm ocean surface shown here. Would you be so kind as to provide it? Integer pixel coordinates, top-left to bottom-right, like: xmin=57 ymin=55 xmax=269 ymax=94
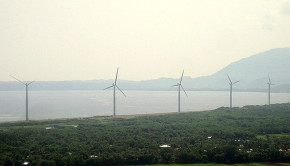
xmin=0 ymin=90 xmax=288 ymax=122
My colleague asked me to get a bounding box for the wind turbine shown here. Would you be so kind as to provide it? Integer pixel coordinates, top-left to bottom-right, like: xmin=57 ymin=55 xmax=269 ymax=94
xmin=267 ymin=75 xmax=274 ymax=105
xmin=10 ymin=75 xmax=35 ymax=121
xmin=227 ymin=74 xmax=239 ymax=108
xmin=172 ymin=70 xmax=187 ymax=112
xmin=103 ymin=68 xmax=126 ymax=116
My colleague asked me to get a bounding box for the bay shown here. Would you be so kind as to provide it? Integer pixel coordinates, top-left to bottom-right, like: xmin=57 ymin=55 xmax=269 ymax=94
xmin=0 ymin=90 xmax=288 ymax=122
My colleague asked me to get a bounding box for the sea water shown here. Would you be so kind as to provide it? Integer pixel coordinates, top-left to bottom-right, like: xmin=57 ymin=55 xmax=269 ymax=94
xmin=0 ymin=90 xmax=288 ymax=122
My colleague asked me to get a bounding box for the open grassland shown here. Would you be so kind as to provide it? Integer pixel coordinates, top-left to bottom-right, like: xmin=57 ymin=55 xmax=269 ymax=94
xmin=0 ymin=103 xmax=289 ymax=165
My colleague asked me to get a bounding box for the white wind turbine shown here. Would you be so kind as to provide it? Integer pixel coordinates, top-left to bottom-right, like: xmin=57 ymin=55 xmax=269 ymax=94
xmin=103 ymin=68 xmax=126 ymax=116
xmin=172 ymin=70 xmax=187 ymax=112
xmin=267 ymin=75 xmax=274 ymax=105
xmin=10 ymin=75 xmax=35 ymax=121
xmin=227 ymin=74 xmax=239 ymax=108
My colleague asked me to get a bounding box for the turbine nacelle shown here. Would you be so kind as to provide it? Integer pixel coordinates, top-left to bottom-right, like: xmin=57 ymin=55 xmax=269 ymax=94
xmin=103 ymin=83 xmax=126 ymax=97
xmin=267 ymin=74 xmax=274 ymax=85
xmin=267 ymin=79 xmax=273 ymax=85
xmin=267 ymin=75 xmax=274 ymax=86
xmin=227 ymin=74 xmax=239 ymax=86
xmin=10 ymin=75 xmax=35 ymax=86
xmin=172 ymin=70 xmax=188 ymax=97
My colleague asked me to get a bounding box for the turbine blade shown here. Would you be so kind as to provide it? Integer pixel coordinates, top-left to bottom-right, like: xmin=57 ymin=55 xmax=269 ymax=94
xmin=172 ymin=84 xmax=179 ymax=87
xmin=180 ymin=70 xmax=184 ymax=84
xmin=115 ymin=67 xmax=119 ymax=84
xmin=268 ymin=74 xmax=271 ymax=84
xmin=103 ymin=85 xmax=114 ymax=90
xmin=10 ymin=75 xmax=26 ymax=85
xmin=233 ymin=80 xmax=240 ymax=85
xmin=27 ymin=81 xmax=35 ymax=85
xmin=227 ymin=74 xmax=232 ymax=84
xmin=181 ymin=84 xmax=188 ymax=97
xmin=116 ymin=85 xmax=126 ymax=97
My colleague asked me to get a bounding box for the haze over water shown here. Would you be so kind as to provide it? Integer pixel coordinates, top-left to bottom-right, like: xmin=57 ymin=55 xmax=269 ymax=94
xmin=0 ymin=90 xmax=288 ymax=122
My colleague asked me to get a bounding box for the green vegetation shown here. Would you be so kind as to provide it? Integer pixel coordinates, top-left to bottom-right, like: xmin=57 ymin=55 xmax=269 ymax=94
xmin=152 ymin=163 xmax=290 ymax=166
xmin=256 ymin=133 xmax=290 ymax=140
xmin=0 ymin=103 xmax=290 ymax=165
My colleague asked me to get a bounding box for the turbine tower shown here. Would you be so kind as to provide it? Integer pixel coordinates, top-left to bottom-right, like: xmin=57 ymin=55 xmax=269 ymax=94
xmin=10 ymin=75 xmax=35 ymax=121
xmin=172 ymin=70 xmax=187 ymax=112
xmin=227 ymin=74 xmax=239 ymax=108
xmin=103 ymin=68 xmax=126 ymax=116
xmin=267 ymin=75 xmax=274 ymax=105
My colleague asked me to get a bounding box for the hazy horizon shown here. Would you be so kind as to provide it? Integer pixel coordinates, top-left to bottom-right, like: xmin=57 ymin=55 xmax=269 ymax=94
xmin=1 ymin=0 xmax=290 ymax=82
xmin=0 ymin=90 xmax=288 ymax=122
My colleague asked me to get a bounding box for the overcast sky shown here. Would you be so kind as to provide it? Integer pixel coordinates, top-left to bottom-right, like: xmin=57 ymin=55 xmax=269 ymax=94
xmin=0 ymin=0 xmax=290 ymax=81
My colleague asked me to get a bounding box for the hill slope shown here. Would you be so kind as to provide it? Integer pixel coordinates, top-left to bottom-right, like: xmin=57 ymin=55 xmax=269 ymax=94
xmin=1 ymin=48 xmax=289 ymax=92
xmin=184 ymin=47 xmax=290 ymax=90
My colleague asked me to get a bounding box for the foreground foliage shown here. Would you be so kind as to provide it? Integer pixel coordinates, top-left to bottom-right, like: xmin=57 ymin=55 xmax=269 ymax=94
xmin=0 ymin=103 xmax=290 ymax=165
xmin=152 ymin=163 xmax=290 ymax=166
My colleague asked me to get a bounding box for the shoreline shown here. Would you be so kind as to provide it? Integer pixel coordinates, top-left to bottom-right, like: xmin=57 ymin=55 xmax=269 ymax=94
xmin=1 ymin=103 xmax=288 ymax=124
xmin=0 ymin=110 xmax=207 ymax=124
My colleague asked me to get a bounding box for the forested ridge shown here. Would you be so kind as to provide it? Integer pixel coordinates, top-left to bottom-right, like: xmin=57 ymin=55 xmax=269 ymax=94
xmin=0 ymin=104 xmax=289 ymax=165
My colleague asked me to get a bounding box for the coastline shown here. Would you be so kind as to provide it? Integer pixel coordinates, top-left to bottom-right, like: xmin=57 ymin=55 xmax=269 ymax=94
xmin=0 ymin=109 xmax=206 ymax=124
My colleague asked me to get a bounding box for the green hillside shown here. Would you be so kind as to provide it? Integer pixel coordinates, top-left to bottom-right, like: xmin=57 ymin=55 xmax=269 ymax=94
xmin=0 ymin=104 xmax=289 ymax=165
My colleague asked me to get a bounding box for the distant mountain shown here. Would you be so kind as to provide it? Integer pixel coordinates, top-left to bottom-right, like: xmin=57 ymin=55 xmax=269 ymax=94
xmin=1 ymin=48 xmax=289 ymax=92
xmin=182 ymin=47 xmax=290 ymax=91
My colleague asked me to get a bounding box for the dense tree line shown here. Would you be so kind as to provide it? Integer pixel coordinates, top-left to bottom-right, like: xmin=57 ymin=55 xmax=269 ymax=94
xmin=0 ymin=103 xmax=289 ymax=165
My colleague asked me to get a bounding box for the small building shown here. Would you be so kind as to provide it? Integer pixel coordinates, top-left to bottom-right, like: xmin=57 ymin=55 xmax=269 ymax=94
xmin=160 ymin=145 xmax=171 ymax=148
xmin=22 ymin=161 xmax=29 ymax=166
xmin=90 ymin=155 xmax=98 ymax=158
